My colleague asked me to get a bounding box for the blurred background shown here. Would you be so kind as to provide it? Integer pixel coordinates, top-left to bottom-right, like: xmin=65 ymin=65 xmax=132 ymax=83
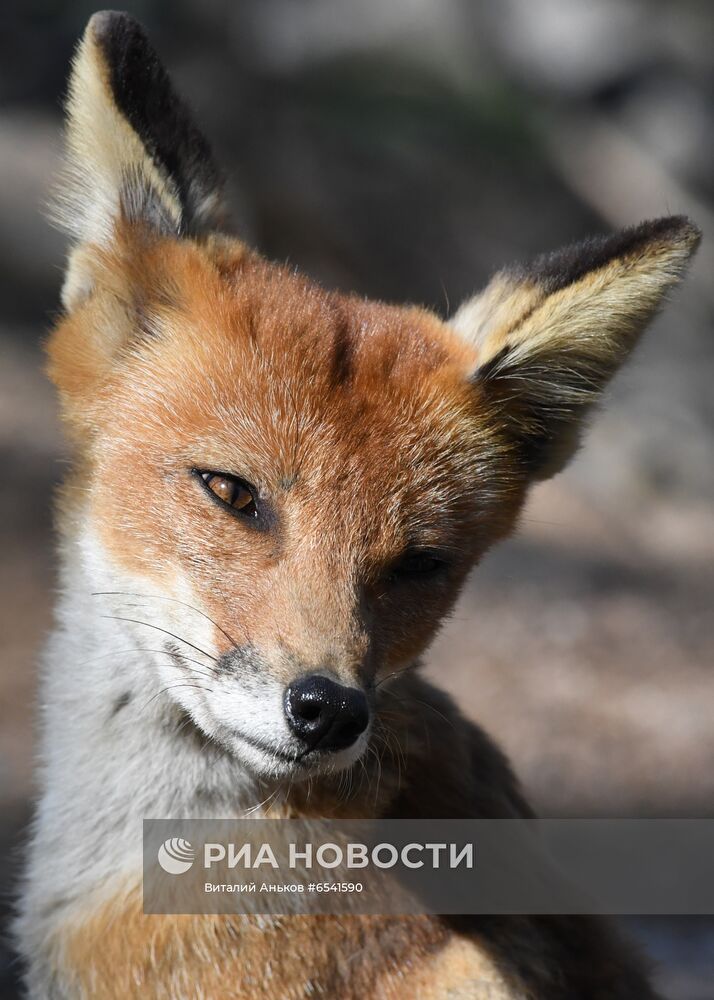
xmin=1 ymin=1 xmax=712 ymax=996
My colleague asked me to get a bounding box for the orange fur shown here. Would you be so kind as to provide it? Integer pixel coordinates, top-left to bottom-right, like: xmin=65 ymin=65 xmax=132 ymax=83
xmin=58 ymin=890 xmax=514 ymax=1000
xmin=23 ymin=12 xmax=700 ymax=999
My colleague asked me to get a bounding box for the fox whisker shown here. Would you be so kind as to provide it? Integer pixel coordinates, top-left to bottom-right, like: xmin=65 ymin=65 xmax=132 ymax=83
xmin=141 ymin=682 xmax=213 ymax=713
xmin=374 ymin=662 xmax=419 ymax=689
xmin=99 ymin=614 xmax=219 ymax=663
xmin=378 ymin=688 xmax=456 ymax=731
xmin=76 ymin=646 xmax=216 ymax=680
xmin=92 ymin=591 xmax=242 ymax=647
xmin=242 ymin=783 xmax=283 ymax=817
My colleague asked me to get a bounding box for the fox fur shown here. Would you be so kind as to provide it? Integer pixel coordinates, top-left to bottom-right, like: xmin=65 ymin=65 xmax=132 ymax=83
xmin=16 ymin=11 xmax=700 ymax=999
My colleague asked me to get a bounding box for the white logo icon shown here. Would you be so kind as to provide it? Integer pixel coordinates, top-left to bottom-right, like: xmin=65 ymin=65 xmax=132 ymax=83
xmin=157 ymin=837 xmax=195 ymax=875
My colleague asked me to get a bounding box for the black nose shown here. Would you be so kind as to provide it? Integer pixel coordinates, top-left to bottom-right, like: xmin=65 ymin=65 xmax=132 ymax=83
xmin=284 ymin=675 xmax=369 ymax=752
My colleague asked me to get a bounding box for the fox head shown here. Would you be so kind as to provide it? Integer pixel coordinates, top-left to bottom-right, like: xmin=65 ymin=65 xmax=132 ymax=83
xmin=49 ymin=12 xmax=699 ymax=780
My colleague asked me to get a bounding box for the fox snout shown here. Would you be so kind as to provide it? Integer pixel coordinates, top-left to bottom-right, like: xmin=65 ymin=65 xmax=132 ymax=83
xmin=284 ymin=675 xmax=370 ymax=753
xmin=204 ymin=643 xmax=373 ymax=775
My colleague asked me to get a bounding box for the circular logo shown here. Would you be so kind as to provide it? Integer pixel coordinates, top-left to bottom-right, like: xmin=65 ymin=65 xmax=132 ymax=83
xmin=157 ymin=837 xmax=195 ymax=875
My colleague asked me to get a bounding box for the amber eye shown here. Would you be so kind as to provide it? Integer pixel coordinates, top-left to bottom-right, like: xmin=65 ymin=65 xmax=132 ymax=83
xmin=198 ymin=471 xmax=258 ymax=518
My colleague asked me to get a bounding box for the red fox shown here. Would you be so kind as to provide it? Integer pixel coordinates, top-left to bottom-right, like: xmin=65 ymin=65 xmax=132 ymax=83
xmin=16 ymin=11 xmax=700 ymax=999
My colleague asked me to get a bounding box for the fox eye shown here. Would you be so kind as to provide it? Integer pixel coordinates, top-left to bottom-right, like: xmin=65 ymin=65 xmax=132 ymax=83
xmin=198 ymin=471 xmax=258 ymax=518
xmin=390 ymin=551 xmax=447 ymax=580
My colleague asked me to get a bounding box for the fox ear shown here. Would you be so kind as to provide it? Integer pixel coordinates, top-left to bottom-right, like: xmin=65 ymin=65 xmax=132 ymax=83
xmin=57 ymin=11 xmax=223 ymax=308
xmin=453 ymin=217 xmax=700 ymax=480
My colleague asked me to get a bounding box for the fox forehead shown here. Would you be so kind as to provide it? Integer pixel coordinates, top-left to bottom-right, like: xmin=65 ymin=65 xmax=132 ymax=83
xmin=86 ymin=238 xmax=503 ymax=519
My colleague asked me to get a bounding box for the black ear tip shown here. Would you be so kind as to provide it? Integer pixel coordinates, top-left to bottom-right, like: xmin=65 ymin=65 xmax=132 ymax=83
xmin=86 ymin=10 xmax=164 ymax=97
xmin=641 ymin=214 xmax=702 ymax=251
xmin=87 ymin=10 xmax=144 ymax=42
xmin=86 ymin=10 xmax=162 ymax=78
xmin=510 ymin=214 xmax=702 ymax=296
xmin=87 ymin=11 xmax=156 ymax=68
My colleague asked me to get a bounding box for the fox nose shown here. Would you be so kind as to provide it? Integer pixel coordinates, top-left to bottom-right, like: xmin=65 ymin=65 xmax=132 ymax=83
xmin=284 ymin=675 xmax=369 ymax=752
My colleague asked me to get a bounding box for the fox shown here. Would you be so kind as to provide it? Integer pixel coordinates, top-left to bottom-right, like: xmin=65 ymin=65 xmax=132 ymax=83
xmin=15 ymin=10 xmax=700 ymax=1000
